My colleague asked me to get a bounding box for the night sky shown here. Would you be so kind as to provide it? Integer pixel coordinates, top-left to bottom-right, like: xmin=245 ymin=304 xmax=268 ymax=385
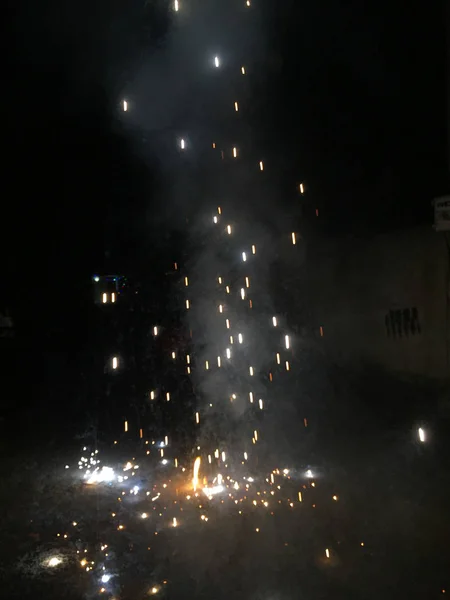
xmin=1 ymin=0 xmax=447 ymax=442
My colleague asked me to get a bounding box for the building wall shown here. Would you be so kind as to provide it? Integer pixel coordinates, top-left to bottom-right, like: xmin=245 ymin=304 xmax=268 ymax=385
xmin=306 ymin=227 xmax=449 ymax=380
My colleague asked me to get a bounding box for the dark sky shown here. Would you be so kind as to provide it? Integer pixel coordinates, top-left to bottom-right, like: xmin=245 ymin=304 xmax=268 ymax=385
xmin=4 ymin=1 xmax=447 ymax=277
xmin=2 ymin=1 xmax=448 ymax=434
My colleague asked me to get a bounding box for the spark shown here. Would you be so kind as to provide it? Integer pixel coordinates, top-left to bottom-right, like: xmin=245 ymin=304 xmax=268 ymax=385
xmin=112 ymin=356 xmax=118 ymax=369
xmin=235 ymin=101 xmax=239 ymax=111
xmin=238 ymin=333 xmax=243 ymax=344
xmin=418 ymin=427 xmax=426 ymax=442
xmin=174 ymin=0 xmax=179 ymax=11
xmin=232 ymin=147 xmax=237 ymax=158
xmin=85 ymin=467 xmax=115 ymax=485
xmin=241 ymin=66 xmax=246 ymax=75
xmin=299 ymin=182 xmax=304 ymax=194
xmin=203 ymin=485 xmax=224 ymax=497
xmin=242 ymin=251 xmax=247 ymax=261
xmin=292 ymin=232 xmax=296 ymax=245
xmin=123 ymin=100 xmax=128 ymax=112
xmin=193 ymin=457 xmax=201 ymax=491
xmin=251 ymin=244 xmax=256 ymax=254
xmin=272 ymin=316 xmax=278 ymax=326
xmin=180 ymin=138 xmax=186 ymax=150
xmin=226 ymin=348 xmax=231 ymax=359
xmin=259 ymin=160 xmax=264 ymax=171
xmin=214 ymin=56 xmax=220 ymax=68
xmin=47 ymin=556 xmax=62 ymax=568
xmin=285 ymin=335 xmax=290 ymax=349
xmin=227 ymin=225 xmax=232 ymax=234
